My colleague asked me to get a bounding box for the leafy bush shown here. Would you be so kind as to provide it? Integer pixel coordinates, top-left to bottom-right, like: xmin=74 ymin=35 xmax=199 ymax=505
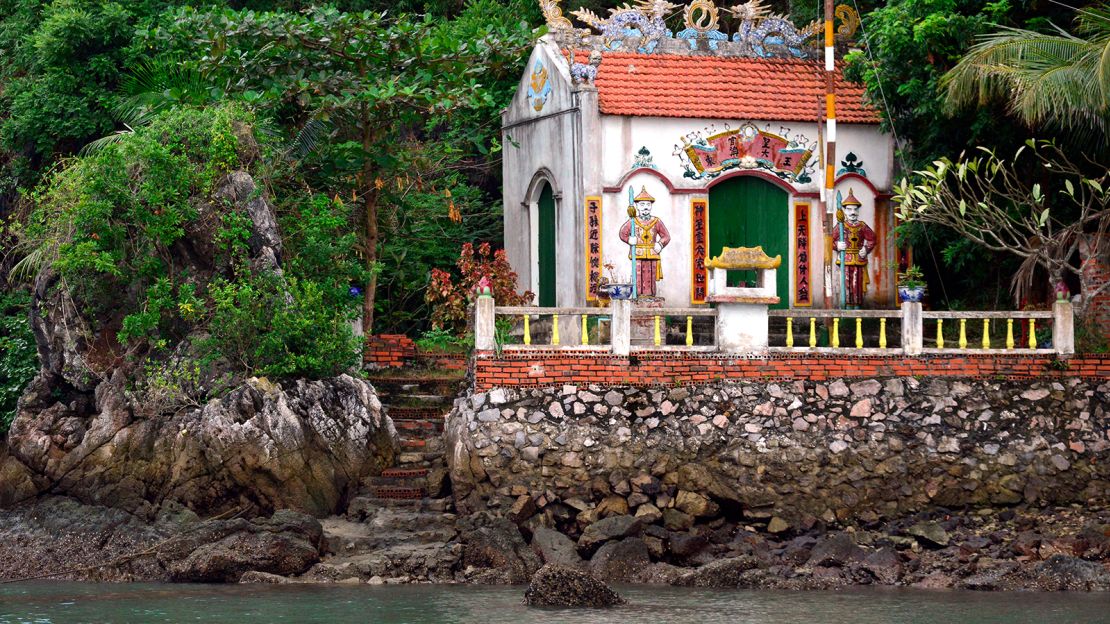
xmin=426 ymin=242 xmax=532 ymax=333
xmin=415 ymin=326 xmax=467 ymax=352
xmin=0 ymin=290 xmax=38 ymax=434
xmin=206 ymin=274 xmax=362 ymax=379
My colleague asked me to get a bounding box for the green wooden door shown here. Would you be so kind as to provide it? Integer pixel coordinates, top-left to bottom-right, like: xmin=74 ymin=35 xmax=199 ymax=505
xmin=708 ymin=177 xmax=789 ymax=309
xmin=537 ymin=183 xmax=556 ymax=306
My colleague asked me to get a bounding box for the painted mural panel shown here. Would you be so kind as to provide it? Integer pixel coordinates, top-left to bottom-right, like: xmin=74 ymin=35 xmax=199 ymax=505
xmin=618 ymin=186 xmax=671 ymax=298
xmin=527 ymin=60 xmax=552 ymax=112
xmin=832 ymin=189 xmax=876 ymax=309
xmin=676 ymin=123 xmax=816 ymax=183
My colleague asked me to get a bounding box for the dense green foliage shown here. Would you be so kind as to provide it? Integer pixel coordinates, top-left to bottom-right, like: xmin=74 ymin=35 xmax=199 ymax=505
xmin=23 ymin=105 xmax=365 ymax=380
xmin=0 ymin=290 xmax=37 ymax=434
xmin=842 ymin=0 xmax=1086 ymax=307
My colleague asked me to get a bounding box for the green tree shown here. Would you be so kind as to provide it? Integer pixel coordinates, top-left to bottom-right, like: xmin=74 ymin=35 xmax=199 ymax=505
xmin=942 ymin=4 xmax=1110 ymax=140
xmin=150 ymin=1 xmax=536 ymax=332
xmin=895 ymin=140 xmax=1110 ymax=306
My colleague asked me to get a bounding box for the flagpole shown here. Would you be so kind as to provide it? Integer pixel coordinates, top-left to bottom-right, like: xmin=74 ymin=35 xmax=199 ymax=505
xmin=823 ymin=0 xmax=840 ymax=310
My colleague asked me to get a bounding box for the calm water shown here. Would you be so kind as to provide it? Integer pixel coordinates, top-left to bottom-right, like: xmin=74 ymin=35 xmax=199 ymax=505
xmin=1 ymin=583 xmax=1108 ymax=624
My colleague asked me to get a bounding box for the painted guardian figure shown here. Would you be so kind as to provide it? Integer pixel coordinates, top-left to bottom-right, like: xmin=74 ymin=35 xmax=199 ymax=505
xmin=832 ymin=188 xmax=876 ymax=308
xmin=619 ymin=186 xmax=671 ymax=298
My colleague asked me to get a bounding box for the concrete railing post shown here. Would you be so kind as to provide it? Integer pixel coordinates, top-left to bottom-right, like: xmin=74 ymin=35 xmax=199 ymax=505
xmin=1053 ymin=300 xmax=1075 ymax=355
xmin=901 ymin=301 xmax=923 ymax=355
xmin=611 ymin=298 xmax=631 ymax=356
xmin=474 ymin=297 xmax=496 ymax=351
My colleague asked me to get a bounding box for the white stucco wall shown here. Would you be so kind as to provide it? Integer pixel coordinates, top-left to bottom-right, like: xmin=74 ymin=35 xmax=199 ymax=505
xmin=502 ymin=41 xmax=594 ymax=309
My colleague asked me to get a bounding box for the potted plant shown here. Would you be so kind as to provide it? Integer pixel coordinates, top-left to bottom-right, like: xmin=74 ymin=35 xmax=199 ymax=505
xmin=600 ymin=262 xmax=634 ymax=300
xmin=897 ymin=265 xmax=927 ymax=302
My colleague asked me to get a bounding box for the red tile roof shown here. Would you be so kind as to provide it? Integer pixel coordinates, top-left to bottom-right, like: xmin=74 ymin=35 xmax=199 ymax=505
xmin=576 ymin=52 xmax=880 ymax=123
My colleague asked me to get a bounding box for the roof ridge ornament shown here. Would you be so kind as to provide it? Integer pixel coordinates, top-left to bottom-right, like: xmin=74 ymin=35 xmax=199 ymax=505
xmin=541 ymin=0 xmax=859 ymax=58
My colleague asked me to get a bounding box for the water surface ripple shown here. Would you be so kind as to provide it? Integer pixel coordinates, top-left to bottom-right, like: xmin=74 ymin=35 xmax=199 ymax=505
xmin=2 ymin=582 xmax=1108 ymax=624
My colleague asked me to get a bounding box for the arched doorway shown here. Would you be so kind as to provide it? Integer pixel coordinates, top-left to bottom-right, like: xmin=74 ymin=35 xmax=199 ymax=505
xmin=708 ymin=176 xmax=789 ymax=309
xmin=536 ymin=182 xmax=556 ymax=306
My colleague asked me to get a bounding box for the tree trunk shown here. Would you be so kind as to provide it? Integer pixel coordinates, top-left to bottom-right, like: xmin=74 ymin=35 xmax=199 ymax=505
xmin=362 ymin=187 xmax=378 ymax=334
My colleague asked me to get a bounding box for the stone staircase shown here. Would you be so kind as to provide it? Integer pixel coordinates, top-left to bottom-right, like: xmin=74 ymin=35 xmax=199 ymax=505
xmin=357 ymin=370 xmax=465 ymax=509
xmin=306 ymin=365 xmax=466 ymax=583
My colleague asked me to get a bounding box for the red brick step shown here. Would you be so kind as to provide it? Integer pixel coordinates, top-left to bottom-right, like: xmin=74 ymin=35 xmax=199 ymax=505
xmin=381 ymin=467 xmax=429 ymax=479
xmin=371 ymin=486 xmax=426 ymax=500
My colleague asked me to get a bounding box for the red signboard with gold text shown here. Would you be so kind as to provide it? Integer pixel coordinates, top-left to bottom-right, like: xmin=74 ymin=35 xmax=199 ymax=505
xmin=691 ymin=199 xmax=709 ymax=305
xmin=585 ymin=196 xmax=602 ymax=301
xmin=794 ymin=203 xmax=812 ymax=306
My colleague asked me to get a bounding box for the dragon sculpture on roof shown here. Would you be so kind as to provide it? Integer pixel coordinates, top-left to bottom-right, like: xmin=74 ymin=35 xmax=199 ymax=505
xmin=538 ymin=0 xmax=858 ymax=58
xmin=571 ymin=0 xmax=680 ymax=54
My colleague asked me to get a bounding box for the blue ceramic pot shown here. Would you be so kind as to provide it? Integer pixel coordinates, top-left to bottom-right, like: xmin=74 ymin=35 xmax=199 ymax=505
xmin=898 ymin=286 xmax=925 ymax=303
xmin=604 ymin=283 xmax=634 ymax=300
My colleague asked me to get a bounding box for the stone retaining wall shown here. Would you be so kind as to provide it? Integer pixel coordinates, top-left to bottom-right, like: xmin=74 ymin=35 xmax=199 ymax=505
xmin=447 ymin=377 xmax=1110 ymax=531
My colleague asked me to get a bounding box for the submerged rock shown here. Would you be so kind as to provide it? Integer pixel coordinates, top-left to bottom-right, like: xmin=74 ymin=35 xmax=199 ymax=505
xmin=523 ymin=564 xmax=626 ymax=607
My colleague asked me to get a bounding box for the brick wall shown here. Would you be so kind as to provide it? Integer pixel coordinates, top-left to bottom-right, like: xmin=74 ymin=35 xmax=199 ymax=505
xmin=473 ymin=351 xmax=1110 ymax=391
xmin=363 ymin=334 xmax=468 ymax=370
xmin=364 ymin=334 xmax=416 ymax=368
xmin=1081 ymin=234 xmax=1110 ymax=340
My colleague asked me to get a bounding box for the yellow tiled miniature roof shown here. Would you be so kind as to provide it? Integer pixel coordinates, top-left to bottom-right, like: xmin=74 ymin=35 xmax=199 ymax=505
xmin=706 ymin=246 xmax=782 ymax=270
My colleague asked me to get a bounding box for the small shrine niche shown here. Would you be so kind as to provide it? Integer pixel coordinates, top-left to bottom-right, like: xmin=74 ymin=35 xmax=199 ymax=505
xmin=706 ymin=246 xmax=782 ymax=351
xmin=706 ymin=246 xmax=782 ymax=305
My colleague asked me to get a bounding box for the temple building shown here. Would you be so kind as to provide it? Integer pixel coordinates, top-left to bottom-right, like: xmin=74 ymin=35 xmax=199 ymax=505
xmin=502 ymin=0 xmax=896 ymax=311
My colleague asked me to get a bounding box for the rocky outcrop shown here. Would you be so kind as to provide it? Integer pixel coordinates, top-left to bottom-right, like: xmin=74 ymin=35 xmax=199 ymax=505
xmin=0 ymin=496 xmax=324 ymax=582
xmin=523 ymin=564 xmax=626 ymax=607
xmin=6 ymin=374 xmax=395 ymax=519
xmin=5 ymin=164 xmax=397 ymax=521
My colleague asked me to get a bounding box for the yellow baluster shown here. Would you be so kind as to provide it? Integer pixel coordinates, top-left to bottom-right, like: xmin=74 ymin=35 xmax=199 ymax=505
xmin=581 ymin=314 xmax=588 ymax=345
xmin=1029 ymin=319 xmax=1037 ymax=349
xmin=654 ymin=315 xmax=661 ymax=346
xmin=959 ymin=318 xmax=967 ymax=349
xmin=981 ymin=319 xmax=990 ymax=349
xmin=786 ymin=318 xmax=794 ymax=347
xmin=686 ymin=316 xmax=693 ymax=346
xmin=831 ymin=318 xmax=840 ymax=348
xmin=855 ymin=317 xmax=863 ymax=349
xmin=1006 ymin=319 xmax=1015 ymax=349
xmin=552 ymin=314 xmax=560 ymax=346
xmin=879 ymin=318 xmax=887 ymax=349
xmin=809 ymin=317 xmax=817 ymax=348
xmin=936 ymin=319 xmax=944 ymax=349
xmin=523 ymin=315 xmax=531 ymax=345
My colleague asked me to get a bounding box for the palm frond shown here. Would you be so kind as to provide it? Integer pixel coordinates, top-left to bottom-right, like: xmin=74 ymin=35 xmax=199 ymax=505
xmin=78 ymin=125 xmax=135 ymax=157
xmin=941 ymin=9 xmax=1110 ymax=138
